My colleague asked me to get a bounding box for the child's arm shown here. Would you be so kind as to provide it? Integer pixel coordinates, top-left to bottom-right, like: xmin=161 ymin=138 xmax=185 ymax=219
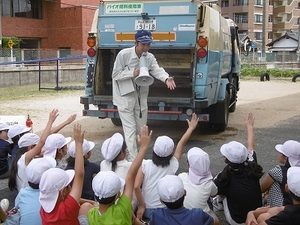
xmin=50 ymin=114 xmax=77 ymax=134
xmin=0 ymin=206 xmax=7 ymax=223
xmin=246 ymin=206 xmax=270 ymax=225
xmin=134 ymin=167 xmax=146 ymax=219
xmin=69 ymin=124 xmax=85 ymax=203
xmin=79 ymin=198 xmax=98 ymax=207
xmin=25 ymin=109 xmax=58 ymax=165
xmin=123 ymin=125 xmax=152 ymax=200
xmin=173 ymin=113 xmax=199 ymax=162
xmin=244 ymin=112 xmax=255 ymax=151
xmin=260 ymin=174 xmax=275 ymax=193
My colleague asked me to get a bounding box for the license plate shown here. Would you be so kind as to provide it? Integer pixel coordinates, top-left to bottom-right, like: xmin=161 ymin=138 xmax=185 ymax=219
xmin=135 ymin=19 xmax=156 ymax=31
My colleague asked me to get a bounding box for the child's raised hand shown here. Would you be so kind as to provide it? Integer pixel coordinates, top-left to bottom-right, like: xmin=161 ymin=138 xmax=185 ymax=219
xmin=186 ymin=113 xmax=199 ymax=130
xmin=73 ymin=123 xmax=84 ymax=144
xmin=137 ymin=125 xmax=152 ymax=149
xmin=244 ymin=112 xmax=255 ymax=128
xmin=49 ymin=109 xmax=59 ymax=123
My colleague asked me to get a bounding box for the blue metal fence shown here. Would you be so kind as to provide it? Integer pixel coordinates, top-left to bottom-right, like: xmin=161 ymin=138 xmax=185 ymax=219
xmin=0 ymin=55 xmax=87 ymax=90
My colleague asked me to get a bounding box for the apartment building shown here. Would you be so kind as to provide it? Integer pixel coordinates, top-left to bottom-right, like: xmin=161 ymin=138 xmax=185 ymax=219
xmin=0 ymin=0 xmax=99 ymax=55
xmin=273 ymin=0 xmax=300 ymax=40
xmin=218 ymin=0 xmax=300 ymax=49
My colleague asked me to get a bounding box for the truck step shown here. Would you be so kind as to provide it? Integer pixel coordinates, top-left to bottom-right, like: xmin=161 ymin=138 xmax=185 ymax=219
xmin=100 ymin=108 xmax=182 ymax=115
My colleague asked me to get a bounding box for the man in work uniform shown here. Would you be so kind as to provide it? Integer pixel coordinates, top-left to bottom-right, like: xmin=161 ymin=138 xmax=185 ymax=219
xmin=112 ymin=30 xmax=176 ymax=161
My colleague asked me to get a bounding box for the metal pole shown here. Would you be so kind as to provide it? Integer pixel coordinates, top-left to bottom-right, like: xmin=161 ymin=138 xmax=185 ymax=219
xmin=10 ymin=47 xmax=13 ymax=61
xmin=298 ymin=24 xmax=300 ymax=52
xmin=261 ymin=0 xmax=266 ymax=60
xmin=297 ymin=24 xmax=300 ymax=61
xmin=0 ymin=0 xmax=2 ymax=48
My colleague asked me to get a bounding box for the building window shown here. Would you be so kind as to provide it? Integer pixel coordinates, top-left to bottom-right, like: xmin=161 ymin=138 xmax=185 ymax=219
xmin=254 ymin=32 xmax=262 ymax=40
xmin=255 ymin=0 xmax=263 ymax=5
xmin=255 ymin=14 xmax=263 ymax=23
xmin=238 ymin=30 xmax=248 ymax=35
xmin=59 ymin=48 xmax=71 ymax=58
xmin=234 ymin=13 xmax=248 ymax=23
xmin=298 ymin=17 xmax=300 ymax=24
xmin=269 ymin=0 xmax=273 ymax=5
xmin=234 ymin=0 xmax=248 ymax=6
xmin=298 ymin=2 xmax=300 ymax=8
xmin=1 ymin=0 xmax=42 ymax=19
xmin=221 ymin=0 xmax=229 ymax=7
xmin=269 ymin=15 xmax=273 ymax=22
xmin=268 ymin=32 xmax=273 ymax=39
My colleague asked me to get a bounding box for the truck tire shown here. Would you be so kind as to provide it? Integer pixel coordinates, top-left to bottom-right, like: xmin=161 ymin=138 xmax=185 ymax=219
xmin=210 ymin=93 xmax=229 ymax=132
xmin=111 ymin=118 xmax=122 ymax=126
xmin=260 ymin=72 xmax=270 ymax=81
xmin=292 ymin=74 xmax=300 ymax=82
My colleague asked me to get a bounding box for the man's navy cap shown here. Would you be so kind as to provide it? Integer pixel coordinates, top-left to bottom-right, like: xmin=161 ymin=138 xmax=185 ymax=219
xmin=135 ymin=30 xmax=153 ymax=44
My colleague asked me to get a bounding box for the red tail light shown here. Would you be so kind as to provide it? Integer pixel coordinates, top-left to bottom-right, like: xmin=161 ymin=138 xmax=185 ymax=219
xmin=197 ymin=48 xmax=207 ymax=58
xmin=87 ymin=48 xmax=96 ymax=57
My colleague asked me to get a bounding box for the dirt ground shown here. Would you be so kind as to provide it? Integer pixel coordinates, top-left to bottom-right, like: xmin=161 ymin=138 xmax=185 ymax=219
xmin=1 ymin=78 xmax=300 ymax=225
xmin=2 ymin=79 xmax=300 ymax=140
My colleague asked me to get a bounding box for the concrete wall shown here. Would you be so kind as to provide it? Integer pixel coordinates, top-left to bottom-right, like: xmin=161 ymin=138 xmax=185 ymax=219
xmin=0 ymin=65 xmax=85 ymax=88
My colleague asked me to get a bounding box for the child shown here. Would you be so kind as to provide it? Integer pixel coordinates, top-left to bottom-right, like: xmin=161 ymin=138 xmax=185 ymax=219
xmin=246 ymin=166 xmax=300 ymax=225
xmin=8 ymin=133 xmax=40 ymax=191
xmin=39 ymin=123 xmax=86 ymax=225
xmin=8 ymin=109 xmax=59 ymax=192
xmin=150 ymin=175 xmax=217 ymax=225
xmin=43 ymin=133 xmax=71 ymax=169
xmin=100 ymin=133 xmax=131 ymax=180
xmin=82 ymin=125 xmax=152 ymax=225
xmin=7 ymin=124 xmax=31 ymax=163
xmin=260 ymin=140 xmax=300 ymax=207
xmin=0 ymin=122 xmax=12 ymax=179
xmin=178 ymin=147 xmax=219 ymax=221
xmin=135 ymin=113 xmax=199 ymax=220
xmin=66 ymin=139 xmax=100 ymax=200
xmin=212 ymin=112 xmax=259 ymax=208
xmin=14 ymin=156 xmax=57 ymax=225
xmin=214 ymin=140 xmax=264 ymax=224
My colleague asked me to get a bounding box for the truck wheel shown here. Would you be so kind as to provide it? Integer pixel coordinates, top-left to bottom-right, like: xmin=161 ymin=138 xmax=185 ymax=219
xmin=292 ymin=74 xmax=300 ymax=82
xmin=210 ymin=93 xmax=229 ymax=131
xmin=111 ymin=118 xmax=122 ymax=126
xmin=260 ymin=72 xmax=270 ymax=81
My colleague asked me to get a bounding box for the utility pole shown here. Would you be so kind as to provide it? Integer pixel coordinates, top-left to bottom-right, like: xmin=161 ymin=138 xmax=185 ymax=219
xmin=298 ymin=24 xmax=300 ymax=52
xmin=261 ymin=0 xmax=266 ymax=60
xmin=0 ymin=0 xmax=2 ymax=48
xmin=297 ymin=24 xmax=300 ymax=62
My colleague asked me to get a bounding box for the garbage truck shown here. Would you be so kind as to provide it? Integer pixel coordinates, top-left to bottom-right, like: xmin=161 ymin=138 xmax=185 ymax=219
xmin=80 ymin=0 xmax=241 ymax=131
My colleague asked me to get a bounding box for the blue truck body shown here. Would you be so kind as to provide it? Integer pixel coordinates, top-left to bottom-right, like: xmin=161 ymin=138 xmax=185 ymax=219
xmin=80 ymin=0 xmax=241 ymax=131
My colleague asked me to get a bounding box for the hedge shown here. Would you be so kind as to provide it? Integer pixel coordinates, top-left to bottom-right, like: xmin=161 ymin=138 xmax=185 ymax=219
xmin=241 ymin=66 xmax=300 ymax=77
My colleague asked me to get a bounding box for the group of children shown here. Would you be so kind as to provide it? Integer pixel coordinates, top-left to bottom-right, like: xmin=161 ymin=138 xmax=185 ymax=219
xmin=0 ymin=110 xmax=300 ymax=225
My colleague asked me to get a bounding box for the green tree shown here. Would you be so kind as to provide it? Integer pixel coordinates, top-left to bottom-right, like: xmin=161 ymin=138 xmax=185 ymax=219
xmin=2 ymin=37 xmax=21 ymax=48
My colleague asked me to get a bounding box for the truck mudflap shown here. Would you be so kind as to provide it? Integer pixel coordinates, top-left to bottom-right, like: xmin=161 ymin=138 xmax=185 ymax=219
xmin=82 ymin=108 xmax=209 ymax=122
